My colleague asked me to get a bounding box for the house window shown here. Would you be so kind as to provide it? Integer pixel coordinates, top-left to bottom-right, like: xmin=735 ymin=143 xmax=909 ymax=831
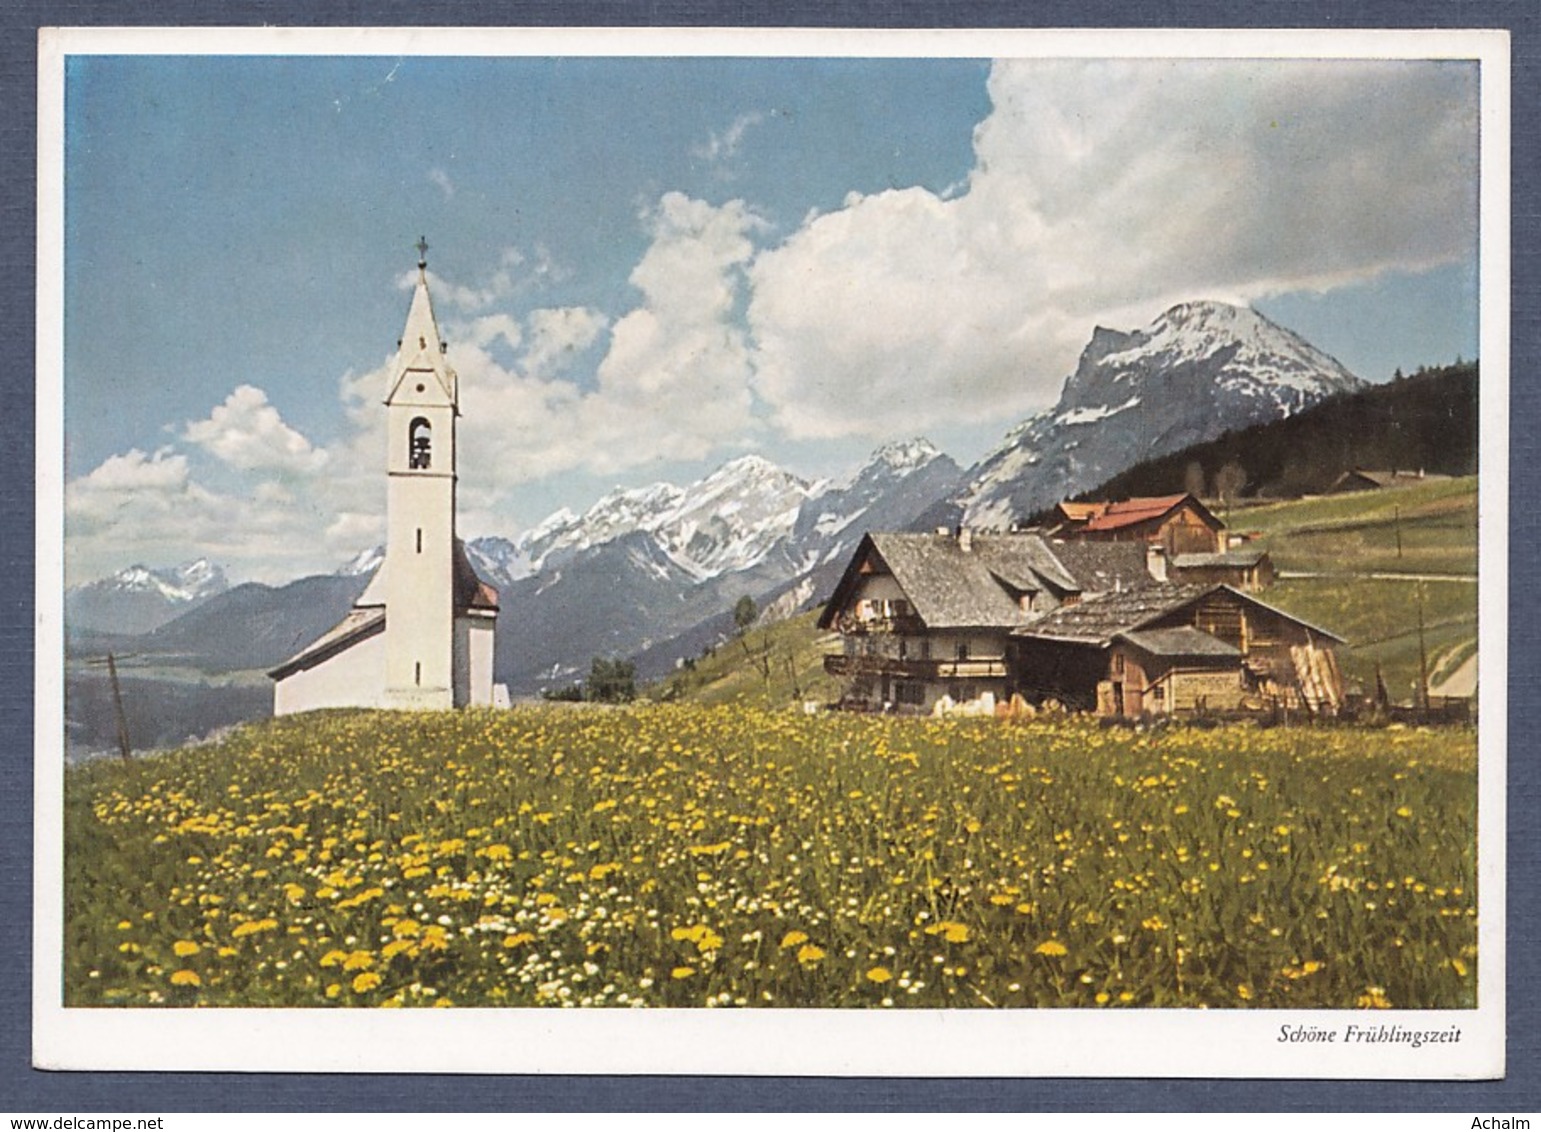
xmin=891 ymin=599 xmax=910 ymax=618
xmin=955 ymin=641 xmax=970 ymax=661
xmin=409 ymin=417 xmax=432 ymax=469
xmin=898 ymin=638 xmax=909 ymax=660
xmin=894 ymin=681 xmax=925 ymax=705
xmin=1152 ymin=682 xmax=1165 ymax=703
xmin=1113 ymin=653 xmax=1126 ymax=676
xmin=920 ymin=639 xmax=932 ymax=661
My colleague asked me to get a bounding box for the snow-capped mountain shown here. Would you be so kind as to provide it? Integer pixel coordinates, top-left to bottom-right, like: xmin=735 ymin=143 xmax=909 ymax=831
xmin=337 ymin=544 xmax=385 ymax=577
xmin=508 ymin=454 xmax=816 ymax=583
xmin=482 ymin=441 xmax=958 ymax=691
xmin=66 ymin=558 xmax=230 ymax=635
xmin=956 ymin=301 xmax=1364 ymax=527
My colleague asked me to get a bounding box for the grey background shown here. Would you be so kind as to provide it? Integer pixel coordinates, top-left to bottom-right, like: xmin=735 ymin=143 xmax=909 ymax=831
xmin=4 ymin=0 xmax=1535 ymax=1112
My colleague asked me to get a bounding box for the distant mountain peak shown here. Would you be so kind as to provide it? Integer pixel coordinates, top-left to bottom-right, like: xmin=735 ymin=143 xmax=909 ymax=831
xmin=958 ymin=301 xmax=1365 ymax=528
xmin=66 ymin=558 xmax=231 ymax=636
xmin=867 ymin=437 xmax=941 ymax=474
xmin=337 ymin=545 xmax=385 ymax=577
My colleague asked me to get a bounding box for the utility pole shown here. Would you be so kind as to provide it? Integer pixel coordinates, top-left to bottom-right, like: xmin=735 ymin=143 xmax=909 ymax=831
xmin=106 ymin=652 xmax=132 ymax=762
xmin=1415 ymin=587 xmax=1430 ymax=715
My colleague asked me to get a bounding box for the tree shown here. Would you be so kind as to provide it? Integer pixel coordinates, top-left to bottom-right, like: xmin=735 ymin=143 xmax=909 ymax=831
xmin=585 ymin=656 xmax=636 ymax=703
xmin=1183 ymin=460 xmax=1207 ymax=499
xmin=733 ymin=595 xmax=759 ymax=634
xmin=1213 ymin=460 xmax=1248 ymax=507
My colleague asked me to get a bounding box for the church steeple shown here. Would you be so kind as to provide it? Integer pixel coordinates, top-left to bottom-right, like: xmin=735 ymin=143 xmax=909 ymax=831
xmin=386 ymin=236 xmax=457 ymax=411
xmin=377 ymin=237 xmax=462 ymax=708
xmin=269 ymin=238 xmax=499 ymax=714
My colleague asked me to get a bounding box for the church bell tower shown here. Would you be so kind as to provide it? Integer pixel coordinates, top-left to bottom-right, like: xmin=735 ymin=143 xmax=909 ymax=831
xmin=380 ymin=237 xmax=459 ymax=708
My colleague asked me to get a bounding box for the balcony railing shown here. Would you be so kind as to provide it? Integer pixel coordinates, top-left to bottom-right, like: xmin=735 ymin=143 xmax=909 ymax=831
xmin=833 ymin=611 xmax=927 ymax=636
xmin=824 ymin=655 xmax=1008 ymax=679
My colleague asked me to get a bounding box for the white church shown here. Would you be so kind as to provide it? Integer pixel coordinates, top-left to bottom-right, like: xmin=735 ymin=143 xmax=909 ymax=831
xmin=270 ymin=241 xmax=499 ymax=713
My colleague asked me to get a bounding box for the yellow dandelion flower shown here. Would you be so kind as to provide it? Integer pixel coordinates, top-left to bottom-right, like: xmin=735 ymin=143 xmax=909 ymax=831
xmin=1356 ymin=986 xmax=1392 ymax=1009
xmin=172 ymin=940 xmax=201 ymax=958
xmin=1395 ymin=806 xmax=1413 ymax=819
xmin=1451 ymin=958 xmax=1469 ymax=977
xmin=325 ymin=983 xmax=341 ymax=999
xmin=671 ymin=966 xmax=696 ymax=980
xmin=1034 ymin=940 xmax=1068 ymax=957
xmin=503 ymin=932 xmax=536 ymax=948
xmin=866 ymin=966 xmax=892 ymax=983
xmin=351 ymin=971 xmax=382 ymax=993
xmin=780 ymin=930 xmax=809 ymax=949
xmin=342 ymin=950 xmax=374 ymax=971
xmin=382 ymin=939 xmax=415 ymax=960
xmin=796 ymin=944 xmax=826 ymax=965
xmin=169 ymin=969 xmax=201 ymax=987
xmin=1237 ymin=984 xmax=1254 ymax=1001
xmin=1095 ymin=992 xmax=1110 ymax=1005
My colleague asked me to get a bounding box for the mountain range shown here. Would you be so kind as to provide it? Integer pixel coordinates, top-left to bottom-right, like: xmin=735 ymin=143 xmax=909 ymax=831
xmin=68 ymin=300 xmax=1367 ymax=699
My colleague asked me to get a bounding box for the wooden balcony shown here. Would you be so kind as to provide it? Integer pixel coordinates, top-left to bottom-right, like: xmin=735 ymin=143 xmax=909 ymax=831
xmin=833 ymin=612 xmax=927 ymax=636
xmin=824 ymin=655 xmax=1008 ymax=679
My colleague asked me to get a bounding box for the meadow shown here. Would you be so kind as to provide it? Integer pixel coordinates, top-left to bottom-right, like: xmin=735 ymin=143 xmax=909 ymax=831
xmin=65 ymin=705 xmax=1477 ymax=1010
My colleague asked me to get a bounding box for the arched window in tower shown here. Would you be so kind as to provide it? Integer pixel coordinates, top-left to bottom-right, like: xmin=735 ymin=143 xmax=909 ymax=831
xmin=409 ymin=417 xmax=432 ymax=469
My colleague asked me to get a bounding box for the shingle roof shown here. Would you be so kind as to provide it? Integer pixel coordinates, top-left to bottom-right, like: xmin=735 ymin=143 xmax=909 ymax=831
xmin=1046 ymin=539 xmax=1153 ymax=591
xmin=453 ymin=540 xmax=500 ymax=611
xmin=1012 ymin=583 xmax=1211 ymax=644
xmin=1080 ymin=494 xmax=1192 ymax=532
xmin=865 ymin=532 xmax=1063 ymax=628
xmin=1170 ymin=549 xmax=1270 ymax=569
xmin=1014 ymin=582 xmax=1346 ymax=647
xmin=1118 ymin=627 xmax=1242 ymax=659
xmin=819 ymin=531 xmax=1163 ymax=631
xmin=267 ymin=607 xmax=385 ymax=680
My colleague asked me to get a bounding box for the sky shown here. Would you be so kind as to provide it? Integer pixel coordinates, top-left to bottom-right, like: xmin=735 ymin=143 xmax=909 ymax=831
xmin=59 ymin=51 xmax=1481 ymax=586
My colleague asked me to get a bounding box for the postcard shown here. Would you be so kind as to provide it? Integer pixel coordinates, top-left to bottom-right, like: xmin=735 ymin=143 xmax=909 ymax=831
xmin=34 ymin=25 xmax=1508 ymax=1077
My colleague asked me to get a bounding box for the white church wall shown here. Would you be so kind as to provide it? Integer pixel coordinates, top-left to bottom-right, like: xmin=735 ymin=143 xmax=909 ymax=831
xmin=455 ymin=614 xmax=496 ymax=707
xmin=273 ymin=631 xmax=387 ymax=716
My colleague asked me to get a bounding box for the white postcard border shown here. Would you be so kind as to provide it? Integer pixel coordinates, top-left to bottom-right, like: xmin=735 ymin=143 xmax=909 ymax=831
xmin=33 ymin=24 xmax=1511 ymax=1079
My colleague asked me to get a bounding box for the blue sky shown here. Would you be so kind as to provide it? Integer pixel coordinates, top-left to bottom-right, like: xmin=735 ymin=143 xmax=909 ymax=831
xmin=60 ymin=52 xmax=1480 ymax=584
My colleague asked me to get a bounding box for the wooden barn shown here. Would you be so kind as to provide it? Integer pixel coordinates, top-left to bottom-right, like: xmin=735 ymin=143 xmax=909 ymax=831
xmin=1010 ymin=583 xmax=1346 ymax=718
xmin=1050 ymin=493 xmax=1225 ymax=556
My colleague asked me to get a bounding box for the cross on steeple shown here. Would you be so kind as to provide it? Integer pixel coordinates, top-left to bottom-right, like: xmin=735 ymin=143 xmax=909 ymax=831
xmin=416 ymin=235 xmax=429 ymax=268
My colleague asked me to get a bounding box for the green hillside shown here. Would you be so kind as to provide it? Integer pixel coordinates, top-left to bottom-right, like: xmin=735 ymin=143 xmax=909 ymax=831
xmin=650 ymin=609 xmax=841 ymax=708
xmin=1237 ymin=475 xmax=1479 ymax=701
xmin=656 ymin=478 xmax=1481 ymax=709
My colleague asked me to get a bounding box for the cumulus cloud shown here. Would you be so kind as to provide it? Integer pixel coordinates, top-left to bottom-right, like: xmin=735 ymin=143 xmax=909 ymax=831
xmin=748 ymin=58 xmax=1478 ymax=440
xmin=182 ymin=384 xmax=330 ymax=474
xmin=448 ymin=192 xmax=765 ymax=485
xmin=63 ymin=444 xmax=338 ymax=584
xmin=522 ymin=306 xmax=607 ymax=377
xmin=429 ymin=167 xmax=455 ymax=199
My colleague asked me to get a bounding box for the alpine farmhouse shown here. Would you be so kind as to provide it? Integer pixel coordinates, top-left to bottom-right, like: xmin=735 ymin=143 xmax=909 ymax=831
xmin=819 ymin=495 xmax=1341 ymax=719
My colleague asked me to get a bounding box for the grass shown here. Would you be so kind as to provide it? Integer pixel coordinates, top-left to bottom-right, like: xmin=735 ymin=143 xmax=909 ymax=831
xmin=652 ymin=609 xmax=842 ymax=708
xmin=1230 ymin=476 xmax=1478 ymax=577
xmin=65 ymin=705 xmax=1476 ymax=1010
